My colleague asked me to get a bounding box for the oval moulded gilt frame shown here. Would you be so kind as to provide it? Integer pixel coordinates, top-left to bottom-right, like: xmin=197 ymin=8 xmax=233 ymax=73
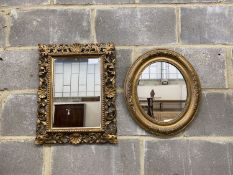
xmin=124 ymin=49 xmax=201 ymax=136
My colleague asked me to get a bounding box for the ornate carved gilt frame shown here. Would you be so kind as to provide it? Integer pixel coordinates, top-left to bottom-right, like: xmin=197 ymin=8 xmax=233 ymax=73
xmin=124 ymin=49 xmax=201 ymax=136
xmin=36 ymin=43 xmax=117 ymax=144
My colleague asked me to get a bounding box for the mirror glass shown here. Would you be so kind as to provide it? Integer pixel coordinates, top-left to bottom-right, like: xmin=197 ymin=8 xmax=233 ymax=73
xmin=137 ymin=61 xmax=187 ymax=123
xmin=52 ymin=57 xmax=101 ymax=128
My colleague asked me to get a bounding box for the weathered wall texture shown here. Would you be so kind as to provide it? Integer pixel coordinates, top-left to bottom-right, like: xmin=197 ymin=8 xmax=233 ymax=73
xmin=0 ymin=0 xmax=233 ymax=175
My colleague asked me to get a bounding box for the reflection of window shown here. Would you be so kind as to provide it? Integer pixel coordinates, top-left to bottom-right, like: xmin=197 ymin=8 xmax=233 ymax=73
xmin=54 ymin=58 xmax=100 ymax=97
xmin=140 ymin=62 xmax=183 ymax=80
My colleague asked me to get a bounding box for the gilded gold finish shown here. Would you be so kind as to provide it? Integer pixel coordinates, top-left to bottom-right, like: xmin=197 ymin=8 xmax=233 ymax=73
xmin=124 ymin=49 xmax=201 ymax=136
xmin=36 ymin=43 xmax=117 ymax=144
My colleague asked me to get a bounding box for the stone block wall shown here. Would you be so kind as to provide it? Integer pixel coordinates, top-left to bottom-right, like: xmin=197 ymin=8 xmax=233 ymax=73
xmin=0 ymin=1 xmax=233 ymax=175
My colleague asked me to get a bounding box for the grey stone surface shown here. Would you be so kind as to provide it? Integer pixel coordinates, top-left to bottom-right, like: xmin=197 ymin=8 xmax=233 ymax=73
xmin=145 ymin=140 xmax=231 ymax=175
xmin=228 ymin=143 xmax=233 ymax=174
xmin=181 ymin=7 xmax=233 ymax=44
xmin=9 ymin=9 xmax=91 ymax=46
xmin=135 ymin=48 xmax=226 ymax=88
xmin=232 ymin=49 xmax=233 ymax=81
xmin=117 ymin=93 xmax=148 ymax=135
xmin=175 ymin=48 xmax=226 ymax=88
xmin=0 ymin=94 xmax=37 ymax=136
xmin=0 ymin=0 xmax=48 ymax=6
xmin=0 ymin=141 xmax=43 ymax=175
xmin=0 ymin=50 xmax=39 ymax=90
xmin=116 ymin=49 xmax=132 ymax=88
xmin=96 ymin=8 xmax=176 ymax=45
xmin=52 ymin=139 xmax=140 ymax=175
xmin=56 ymin=0 xmax=134 ymax=4
xmin=139 ymin=0 xmax=221 ymax=3
xmin=185 ymin=92 xmax=233 ymax=136
xmin=187 ymin=141 xmax=231 ymax=175
xmin=0 ymin=15 xmax=5 ymax=47
xmin=0 ymin=1 xmax=233 ymax=174
xmin=145 ymin=140 xmax=188 ymax=175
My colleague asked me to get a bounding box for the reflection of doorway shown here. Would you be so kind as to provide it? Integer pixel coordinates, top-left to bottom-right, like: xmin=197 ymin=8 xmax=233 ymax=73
xmin=53 ymin=104 xmax=85 ymax=127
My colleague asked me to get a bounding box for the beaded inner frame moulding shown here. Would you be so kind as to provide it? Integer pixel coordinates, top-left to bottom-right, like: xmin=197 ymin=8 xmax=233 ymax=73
xmin=35 ymin=43 xmax=117 ymax=144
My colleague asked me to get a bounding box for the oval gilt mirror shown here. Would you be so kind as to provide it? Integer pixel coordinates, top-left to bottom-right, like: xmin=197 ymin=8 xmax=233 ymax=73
xmin=124 ymin=49 xmax=201 ymax=136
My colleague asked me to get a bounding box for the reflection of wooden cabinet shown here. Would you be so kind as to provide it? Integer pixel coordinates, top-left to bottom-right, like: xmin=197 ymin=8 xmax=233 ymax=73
xmin=53 ymin=104 xmax=85 ymax=127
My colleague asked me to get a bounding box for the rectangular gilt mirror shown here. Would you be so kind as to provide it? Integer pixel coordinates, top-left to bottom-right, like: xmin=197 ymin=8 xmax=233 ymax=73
xmin=36 ymin=43 xmax=117 ymax=144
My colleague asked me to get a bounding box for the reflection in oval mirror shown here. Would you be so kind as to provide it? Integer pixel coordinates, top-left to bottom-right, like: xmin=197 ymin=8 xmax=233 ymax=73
xmin=53 ymin=57 xmax=101 ymax=128
xmin=137 ymin=61 xmax=187 ymax=123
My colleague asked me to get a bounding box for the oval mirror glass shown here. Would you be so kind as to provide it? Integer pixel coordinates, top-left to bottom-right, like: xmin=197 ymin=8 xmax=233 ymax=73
xmin=137 ymin=61 xmax=187 ymax=123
